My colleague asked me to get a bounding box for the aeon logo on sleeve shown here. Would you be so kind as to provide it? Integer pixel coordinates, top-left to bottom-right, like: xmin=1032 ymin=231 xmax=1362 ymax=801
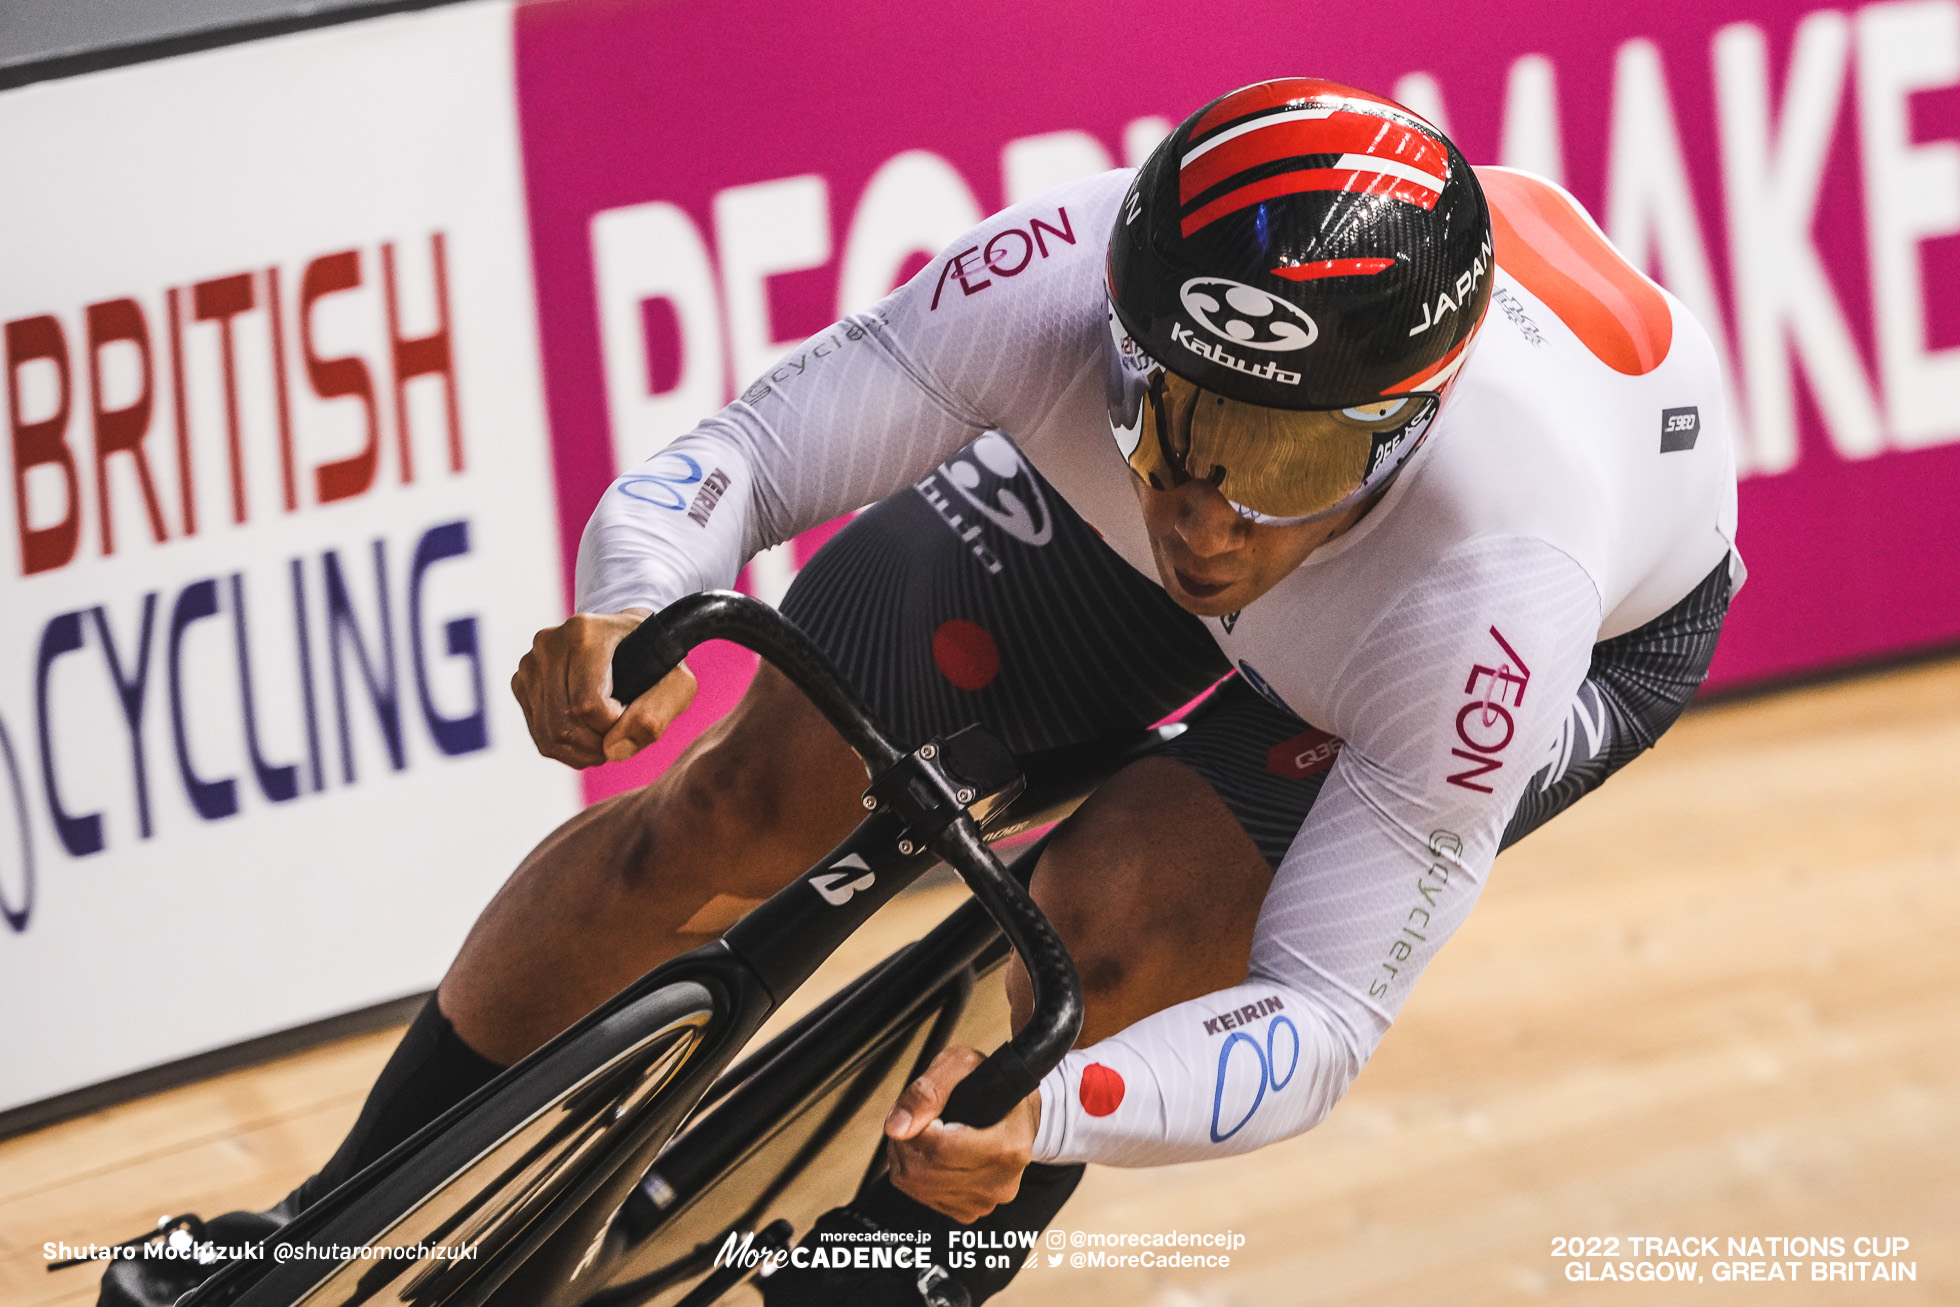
xmin=938 ymin=432 xmax=1053 ymax=547
xmin=809 ymin=852 xmax=876 ymax=907
xmin=1179 ymin=278 xmax=1317 ymax=352
xmin=1445 ymin=626 xmax=1532 ymax=794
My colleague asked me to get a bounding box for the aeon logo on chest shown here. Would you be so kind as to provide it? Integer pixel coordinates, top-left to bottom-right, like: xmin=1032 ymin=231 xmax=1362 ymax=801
xmin=1179 ymin=278 xmax=1317 ymax=352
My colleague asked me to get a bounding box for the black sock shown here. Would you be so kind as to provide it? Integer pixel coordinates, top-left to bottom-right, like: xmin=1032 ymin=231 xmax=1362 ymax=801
xmin=850 ymin=1162 xmax=1085 ymax=1302
xmin=274 ymin=995 xmax=504 ymax=1218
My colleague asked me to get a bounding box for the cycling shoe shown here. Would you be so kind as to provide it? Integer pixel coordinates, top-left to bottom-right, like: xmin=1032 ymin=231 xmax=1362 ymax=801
xmin=96 ymin=1209 xmax=283 ymax=1307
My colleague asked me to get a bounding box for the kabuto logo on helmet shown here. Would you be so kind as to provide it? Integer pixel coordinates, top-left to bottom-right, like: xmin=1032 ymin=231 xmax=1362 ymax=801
xmin=1108 ymin=77 xmax=1492 ymax=411
xmin=1179 ymin=278 xmax=1317 ymax=352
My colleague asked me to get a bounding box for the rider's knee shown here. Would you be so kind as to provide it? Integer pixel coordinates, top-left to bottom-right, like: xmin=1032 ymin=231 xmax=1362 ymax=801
xmin=1068 ymin=937 xmax=1138 ymax=1007
xmin=628 ymin=732 xmax=791 ymax=888
xmin=1031 ymin=763 xmax=1265 ymax=1022
xmin=1027 ymin=841 xmax=1148 ymax=1002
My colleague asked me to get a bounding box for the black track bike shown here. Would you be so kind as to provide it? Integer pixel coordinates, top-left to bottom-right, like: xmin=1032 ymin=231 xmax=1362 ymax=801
xmin=174 ymin=592 xmax=1182 ymax=1307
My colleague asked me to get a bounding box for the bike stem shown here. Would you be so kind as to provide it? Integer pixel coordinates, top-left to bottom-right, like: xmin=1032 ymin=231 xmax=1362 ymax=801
xmin=613 ymin=593 xmax=1083 ymax=1129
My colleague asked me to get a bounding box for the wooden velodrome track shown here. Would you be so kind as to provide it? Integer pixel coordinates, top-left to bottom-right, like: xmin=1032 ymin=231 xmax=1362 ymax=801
xmin=5 ymin=656 xmax=1957 ymax=1306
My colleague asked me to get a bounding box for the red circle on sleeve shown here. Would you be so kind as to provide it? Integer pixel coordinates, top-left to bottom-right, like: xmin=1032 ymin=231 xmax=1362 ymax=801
xmin=1078 ymin=1063 xmax=1126 ymax=1117
xmin=932 ymin=619 xmax=1000 ymax=691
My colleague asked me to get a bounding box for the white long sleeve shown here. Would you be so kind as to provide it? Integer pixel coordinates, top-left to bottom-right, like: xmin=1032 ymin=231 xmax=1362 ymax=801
xmin=1033 ymin=538 xmax=1601 ymax=1166
xmin=573 ymin=177 xmax=1127 ymax=615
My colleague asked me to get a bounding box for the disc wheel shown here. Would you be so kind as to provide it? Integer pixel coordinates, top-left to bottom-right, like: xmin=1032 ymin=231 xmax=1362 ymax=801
xmin=236 ymin=981 xmax=720 ymax=1307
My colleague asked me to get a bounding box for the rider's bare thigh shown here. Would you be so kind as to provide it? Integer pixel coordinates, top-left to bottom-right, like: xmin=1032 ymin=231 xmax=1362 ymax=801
xmin=441 ymin=663 xmax=868 ymax=1063
xmin=1007 ymin=755 xmax=1272 ymax=1047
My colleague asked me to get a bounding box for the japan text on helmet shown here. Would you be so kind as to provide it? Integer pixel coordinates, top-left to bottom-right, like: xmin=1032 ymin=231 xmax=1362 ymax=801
xmin=1106 ymin=77 xmax=1493 ymax=523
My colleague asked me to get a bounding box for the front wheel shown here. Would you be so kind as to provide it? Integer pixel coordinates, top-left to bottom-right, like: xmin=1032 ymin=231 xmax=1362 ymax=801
xmin=234 ymin=980 xmax=720 ymax=1307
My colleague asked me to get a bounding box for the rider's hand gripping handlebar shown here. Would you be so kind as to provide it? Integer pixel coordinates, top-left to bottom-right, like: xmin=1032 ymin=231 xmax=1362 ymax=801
xmin=611 ymin=592 xmax=1083 ymax=1129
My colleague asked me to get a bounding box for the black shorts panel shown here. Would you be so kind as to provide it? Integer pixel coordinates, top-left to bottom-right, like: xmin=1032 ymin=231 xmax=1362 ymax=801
xmin=778 ymin=440 xmax=1230 ymax=757
xmin=779 ymin=438 xmax=1731 ymax=868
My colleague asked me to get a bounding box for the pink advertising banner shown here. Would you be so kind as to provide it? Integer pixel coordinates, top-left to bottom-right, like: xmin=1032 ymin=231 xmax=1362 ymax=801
xmin=1 ymin=0 xmax=1955 ymax=1108
xmin=510 ymin=0 xmax=1960 ymax=803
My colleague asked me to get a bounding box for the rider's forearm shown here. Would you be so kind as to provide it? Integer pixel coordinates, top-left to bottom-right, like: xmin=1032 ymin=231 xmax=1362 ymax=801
xmin=1028 ymin=976 xmax=1363 ymax=1167
xmin=576 ymin=429 xmax=759 ymax=615
xmin=573 ymin=346 xmax=984 ymax=616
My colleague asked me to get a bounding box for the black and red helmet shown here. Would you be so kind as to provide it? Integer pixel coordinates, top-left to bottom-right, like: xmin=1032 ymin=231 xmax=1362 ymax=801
xmin=1109 ymin=77 xmax=1493 ymax=412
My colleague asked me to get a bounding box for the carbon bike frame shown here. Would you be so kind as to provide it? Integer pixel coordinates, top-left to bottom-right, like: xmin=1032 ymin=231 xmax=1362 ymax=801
xmin=178 ymin=592 xmax=1173 ymax=1307
xmin=579 ymin=730 xmax=1178 ymax=1306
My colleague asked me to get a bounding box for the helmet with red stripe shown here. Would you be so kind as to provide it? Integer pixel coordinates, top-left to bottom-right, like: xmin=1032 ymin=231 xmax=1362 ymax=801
xmin=1112 ymin=77 xmax=1491 ymax=409
xmin=1105 ymin=79 xmax=1492 ymax=523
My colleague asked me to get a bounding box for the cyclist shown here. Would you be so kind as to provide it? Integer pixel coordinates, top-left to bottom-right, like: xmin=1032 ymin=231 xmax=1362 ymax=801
xmin=105 ymin=78 xmax=1738 ymax=1306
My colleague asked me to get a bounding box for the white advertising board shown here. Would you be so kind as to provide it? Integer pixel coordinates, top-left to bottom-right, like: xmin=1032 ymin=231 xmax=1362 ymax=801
xmin=0 ymin=0 xmax=578 ymax=1112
